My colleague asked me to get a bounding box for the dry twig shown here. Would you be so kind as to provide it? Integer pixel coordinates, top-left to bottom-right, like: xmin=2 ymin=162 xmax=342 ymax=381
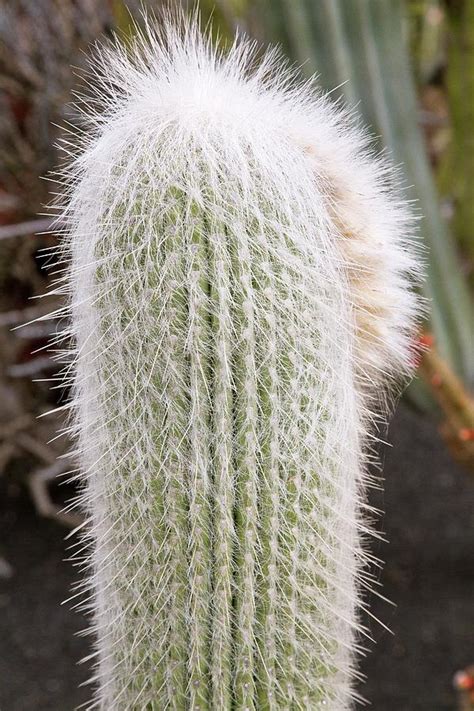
xmin=418 ymin=334 xmax=474 ymax=470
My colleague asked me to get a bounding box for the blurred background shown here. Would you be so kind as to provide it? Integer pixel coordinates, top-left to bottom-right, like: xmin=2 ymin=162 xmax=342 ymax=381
xmin=0 ymin=1 xmax=472 ymax=709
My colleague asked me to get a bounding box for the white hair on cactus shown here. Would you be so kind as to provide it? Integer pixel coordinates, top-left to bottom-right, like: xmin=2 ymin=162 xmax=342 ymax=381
xmin=47 ymin=11 xmax=423 ymax=711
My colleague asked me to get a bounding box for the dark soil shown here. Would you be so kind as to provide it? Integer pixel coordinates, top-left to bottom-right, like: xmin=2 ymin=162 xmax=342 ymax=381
xmin=0 ymin=403 xmax=473 ymax=710
xmin=359 ymin=404 xmax=474 ymax=711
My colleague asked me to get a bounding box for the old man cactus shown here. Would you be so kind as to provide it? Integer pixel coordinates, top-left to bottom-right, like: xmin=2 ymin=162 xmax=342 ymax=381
xmin=53 ymin=14 xmax=422 ymax=710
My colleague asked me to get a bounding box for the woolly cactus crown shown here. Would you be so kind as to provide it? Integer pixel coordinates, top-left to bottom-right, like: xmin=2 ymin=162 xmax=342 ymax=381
xmin=52 ymin=13 xmax=423 ymax=711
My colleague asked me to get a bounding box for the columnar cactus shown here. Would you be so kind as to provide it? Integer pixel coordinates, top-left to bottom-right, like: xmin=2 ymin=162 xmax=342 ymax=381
xmin=54 ymin=15 xmax=423 ymax=711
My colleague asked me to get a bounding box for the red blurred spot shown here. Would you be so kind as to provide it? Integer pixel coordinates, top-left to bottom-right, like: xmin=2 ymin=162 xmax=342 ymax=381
xmin=454 ymin=669 xmax=474 ymax=691
xmin=418 ymin=333 xmax=435 ymax=349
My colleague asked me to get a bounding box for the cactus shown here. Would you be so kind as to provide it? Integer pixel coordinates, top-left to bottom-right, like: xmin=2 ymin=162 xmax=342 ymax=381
xmin=256 ymin=0 xmax=472 ymax=391
xmin=53 ymin=14 xmax=423 ymax=711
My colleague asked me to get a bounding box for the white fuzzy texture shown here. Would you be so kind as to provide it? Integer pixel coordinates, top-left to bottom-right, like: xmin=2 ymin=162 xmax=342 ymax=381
xmin=50 ymin=15 xmax=423 ymax=711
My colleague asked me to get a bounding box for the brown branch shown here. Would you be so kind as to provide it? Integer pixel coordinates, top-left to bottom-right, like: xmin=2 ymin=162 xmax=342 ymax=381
xmin=0 ymin=217 xmax=55 ymax=241
xmin=418 ymin=334 xmax=474 ymax=470
xmin=28 ymin=460 xmax=83 ymax=529
xmin=7 ymin=356 xmax=56 ymax=378
xmin=16 ymin=432 xmax=57 ymax=464
xmin=0 ymin=301 xmax=58 ymax=327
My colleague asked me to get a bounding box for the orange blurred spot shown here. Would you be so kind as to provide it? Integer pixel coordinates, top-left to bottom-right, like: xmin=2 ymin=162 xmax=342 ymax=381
xmin=418 ymin=333 xmax=435 ymax=349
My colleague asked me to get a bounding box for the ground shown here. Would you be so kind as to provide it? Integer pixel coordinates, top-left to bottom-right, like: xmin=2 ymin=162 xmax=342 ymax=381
xmin=0 ymin=403 xmax=473 ymax=710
